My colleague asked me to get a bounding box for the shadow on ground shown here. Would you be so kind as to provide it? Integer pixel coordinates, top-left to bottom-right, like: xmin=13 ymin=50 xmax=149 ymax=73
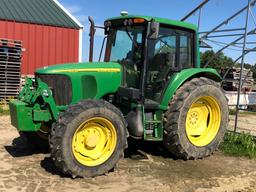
xmin=124 ymin=138 xmax=174 ymax=160
xmin=40 ymin=157 xmax=68 ymax=177
xmin=5 ymin=136 xmax=173 ymax=159
xmin=4 ymin=136 xmax=175 ymax=177
xmin=4 ymin=135 xmax=47 ymax=157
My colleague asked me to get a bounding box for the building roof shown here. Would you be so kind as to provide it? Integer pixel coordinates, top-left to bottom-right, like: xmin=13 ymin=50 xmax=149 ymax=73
xmin=0 ymin=0 xmax=83 ymax=29
xmin=107 ymin=15 xmax=197 ymax=31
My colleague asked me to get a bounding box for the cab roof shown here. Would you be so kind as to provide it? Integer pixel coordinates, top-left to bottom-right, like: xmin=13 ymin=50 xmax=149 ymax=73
xmin=107 ymin=15 xmax=197 ymax=31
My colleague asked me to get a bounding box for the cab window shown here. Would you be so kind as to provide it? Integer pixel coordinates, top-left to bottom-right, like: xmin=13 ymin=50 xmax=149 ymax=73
xmin=145 ymin=26 xmax=194 ymax=101
xmin=106 ymin=26 xmax=145 ymax=88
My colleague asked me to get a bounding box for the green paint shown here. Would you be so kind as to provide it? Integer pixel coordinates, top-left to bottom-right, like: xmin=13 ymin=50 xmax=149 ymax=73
xmin=19 ymin=78 xmax=59 ymax=120
xmin=160 ymin=68 xmax=222 ymax=108
xmin=196 ymin=32 xmax=201 ymax=67
xmin=107 ymin=15 xmax=197 ymax=31
xmin=10 ymin=62 xmax=123 ymax=132
xmin=143 ymin=106 xmax=164 ymax=141
xmin=37 ymin=62 xmax=122 ymax=104
xmin=33 ymin=109 xmax=52 ymax=122
xmin=10 ymin=78 xmax=60 ymax=131
xmin=154 ymin=110 xmax=164 ymax=140
xmin=37 ymin=79 xmax=60 ymax=120
xmin=9 ymin=100 xmax=41 ymax=131
xmin=19 ymin=77 xmax=34 ymax=103
xmin=82 ymin=75 xmax=97 ymax=98
xmin=36 ymin=62 xmax=121 ymax=74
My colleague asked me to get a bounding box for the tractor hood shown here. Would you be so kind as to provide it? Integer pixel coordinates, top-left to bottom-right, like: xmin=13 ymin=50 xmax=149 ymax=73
xmin=35 ymin=62 xmax=122 ymax=104
xmin=36 ymin=62 xmax=122 ymax=74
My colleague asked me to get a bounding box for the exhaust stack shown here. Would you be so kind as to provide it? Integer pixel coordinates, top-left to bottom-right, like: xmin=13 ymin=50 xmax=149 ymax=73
xmin=88 ymin=16 xmax=96 ymax=62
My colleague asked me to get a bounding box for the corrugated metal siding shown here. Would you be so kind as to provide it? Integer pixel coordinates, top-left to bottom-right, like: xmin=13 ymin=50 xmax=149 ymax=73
xmin=0 ymin=0 xmax=81 ymax=29
xmin=0 ymin=20 xmax=79 ymax=74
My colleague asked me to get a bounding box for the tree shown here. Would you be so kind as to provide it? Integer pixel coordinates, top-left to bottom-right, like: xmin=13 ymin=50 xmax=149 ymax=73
xmin=200 ymin=50 xmax=234 ymax=70
xmin=200 ymin=51 xmax=256 ymax=81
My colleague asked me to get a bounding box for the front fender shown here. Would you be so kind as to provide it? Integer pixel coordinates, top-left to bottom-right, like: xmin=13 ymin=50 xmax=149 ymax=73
xmin=160 ymin=68 xmax=221 ymax=109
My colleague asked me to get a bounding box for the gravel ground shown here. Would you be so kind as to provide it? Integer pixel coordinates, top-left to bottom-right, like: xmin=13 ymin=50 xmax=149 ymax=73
xmin=229 ymin=114 xmax=256 ymax=135
xmin=1 ymin=115 xmax=256 ymax=192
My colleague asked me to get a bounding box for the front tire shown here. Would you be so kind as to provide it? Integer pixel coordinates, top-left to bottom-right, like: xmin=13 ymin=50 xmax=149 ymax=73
xmin=163 ymin=77 xmax=229 ymax=160
xmin=50 ymin=99 xmax=127 ymax=178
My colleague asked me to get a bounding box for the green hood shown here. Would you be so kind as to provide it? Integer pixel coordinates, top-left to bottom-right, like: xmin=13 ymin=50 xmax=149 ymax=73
xmin=36 ymin=62 xmax=122 ymax=74
xmin=36 ymin=62 xmax=122 ymax=104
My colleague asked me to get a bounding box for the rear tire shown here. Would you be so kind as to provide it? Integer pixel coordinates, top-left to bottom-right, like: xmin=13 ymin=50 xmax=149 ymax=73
xmin=163 ymin=77 xmax=229 ymax=160
xmin=50 ymin=99 xmax=128 ymax=178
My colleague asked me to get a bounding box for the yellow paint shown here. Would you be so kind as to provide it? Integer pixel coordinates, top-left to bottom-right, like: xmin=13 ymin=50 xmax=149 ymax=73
xmin=51 ymin=68 xmax=121 ymax=73
xmin=72 ymin=117 xmax=117 ymax=167
xmin=186 ymin=96 xmax=221 ymax=147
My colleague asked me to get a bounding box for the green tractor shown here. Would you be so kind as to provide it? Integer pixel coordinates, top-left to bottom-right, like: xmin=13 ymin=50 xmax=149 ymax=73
xmin=9 ymin=14 xmax=229 ymax=178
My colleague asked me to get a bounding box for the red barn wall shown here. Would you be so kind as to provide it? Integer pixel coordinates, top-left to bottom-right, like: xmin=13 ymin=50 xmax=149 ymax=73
xmin=0 ymin=20 xmax=79 ymax=75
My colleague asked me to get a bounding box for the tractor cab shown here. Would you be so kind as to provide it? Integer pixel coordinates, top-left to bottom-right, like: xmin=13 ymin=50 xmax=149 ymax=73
xmin=96 ymin=15 xmax=198 ymax=104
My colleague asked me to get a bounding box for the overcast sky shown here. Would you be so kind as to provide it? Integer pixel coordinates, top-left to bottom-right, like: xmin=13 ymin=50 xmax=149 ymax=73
xmin=59 ymin=0 xmax=256 ymax=65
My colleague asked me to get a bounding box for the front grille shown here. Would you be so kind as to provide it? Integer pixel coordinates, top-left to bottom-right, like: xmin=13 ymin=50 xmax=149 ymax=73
xmin=36 ymin=74 xmax=72 ymax=106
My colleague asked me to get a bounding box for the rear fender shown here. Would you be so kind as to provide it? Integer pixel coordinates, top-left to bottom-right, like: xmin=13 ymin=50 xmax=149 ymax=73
xmin=160 ymin=68 xmax=221 ymax=109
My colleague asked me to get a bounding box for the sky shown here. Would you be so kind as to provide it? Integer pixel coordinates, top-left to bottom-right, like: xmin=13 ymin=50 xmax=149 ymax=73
xmin=59 ymin=0 xmax=256 ymax=65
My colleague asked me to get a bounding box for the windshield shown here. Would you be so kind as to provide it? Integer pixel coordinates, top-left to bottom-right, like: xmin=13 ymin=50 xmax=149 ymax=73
xmin=105 ymin=26 xmax=144 ymax=63
xmin=105 ymin=25 xmax=145 ymax=88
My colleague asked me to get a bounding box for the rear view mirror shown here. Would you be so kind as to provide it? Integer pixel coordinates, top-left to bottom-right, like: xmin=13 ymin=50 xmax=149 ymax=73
xmin=104 ymin=21 xmax=111 ymax=35
xmin=149 ymin=22 xmax=159 ymax=40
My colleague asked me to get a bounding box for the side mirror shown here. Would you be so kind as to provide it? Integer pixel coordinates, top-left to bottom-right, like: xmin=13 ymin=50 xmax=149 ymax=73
xmin=104 ymin=21 xmax=111 ymax=35
xmin=149 ymin=22 xmax=159 ymax=40
xmin=104 ymin=27 xmax=109 ymax=35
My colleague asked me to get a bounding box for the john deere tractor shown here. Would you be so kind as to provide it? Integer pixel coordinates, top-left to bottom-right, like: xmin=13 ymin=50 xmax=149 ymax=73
xmin=9 ymin=14 xmax=228 ymax=178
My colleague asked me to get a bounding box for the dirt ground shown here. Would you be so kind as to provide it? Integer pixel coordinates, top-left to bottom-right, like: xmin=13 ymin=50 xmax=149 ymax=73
xmin=229 ymin=114 xmax=256 ymax=135
xmin=1 ymin=115 xmax=256 ymax=192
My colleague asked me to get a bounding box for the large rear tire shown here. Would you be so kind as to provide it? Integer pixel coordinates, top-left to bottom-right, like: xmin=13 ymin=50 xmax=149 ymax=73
xmin=163 ymin=77 xmax=229 ymax=160
xmin=50 ymin=99 xmax=128 ymax=178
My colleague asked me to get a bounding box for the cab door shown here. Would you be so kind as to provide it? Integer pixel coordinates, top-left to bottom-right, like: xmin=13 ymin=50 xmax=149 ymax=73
xmin=145 ymin=26 xmax=194 ymax=102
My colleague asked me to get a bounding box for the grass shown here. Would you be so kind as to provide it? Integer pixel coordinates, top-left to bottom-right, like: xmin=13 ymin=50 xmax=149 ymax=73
xmin=0 ymin=106 xmax=9 ymax=116
xmin=219 ymin=132 xmax=256 ymax=158
xmin=0 ymin=99 xmax=10 ymax=116
xmin=229 ymin=109 xmax=256 ymax=116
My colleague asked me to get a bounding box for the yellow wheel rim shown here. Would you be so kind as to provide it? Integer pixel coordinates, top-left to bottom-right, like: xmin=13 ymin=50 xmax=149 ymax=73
xmin=185 ymin=96 xmax=221 ymax=147
xmin=72 ymin=117 xmax=117 ymax=167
